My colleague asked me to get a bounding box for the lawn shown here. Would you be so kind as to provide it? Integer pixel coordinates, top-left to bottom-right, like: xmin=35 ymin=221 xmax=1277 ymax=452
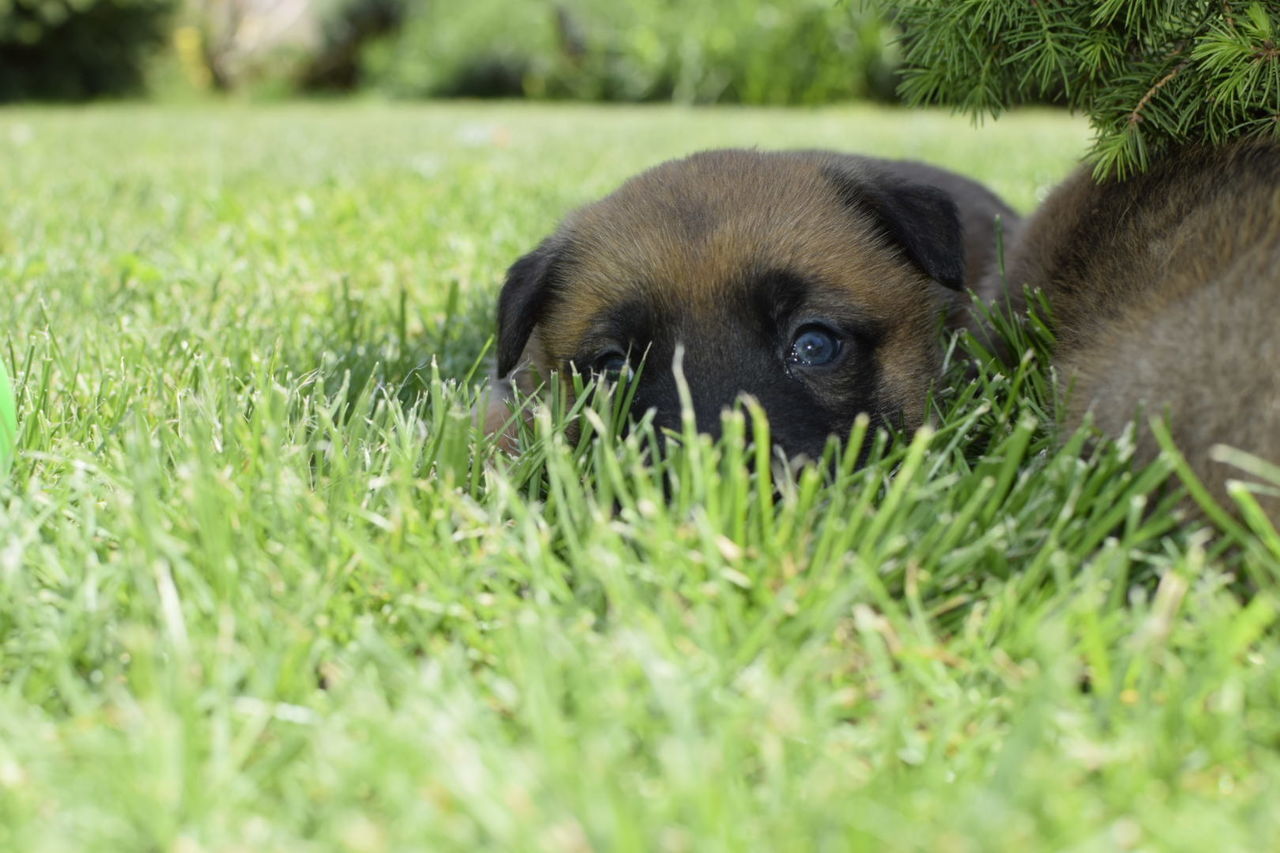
xmin=3 ymin=102 xmax=1280 ymax=851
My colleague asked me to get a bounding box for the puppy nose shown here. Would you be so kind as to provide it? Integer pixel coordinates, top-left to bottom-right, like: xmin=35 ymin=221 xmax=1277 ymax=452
xmin=648 ymin=402 xmax=726 ymax=441
xmin=647 ymin=389 xmax=767 ymax=448
xmin=661 ymin=343 xmax=744 ymax=437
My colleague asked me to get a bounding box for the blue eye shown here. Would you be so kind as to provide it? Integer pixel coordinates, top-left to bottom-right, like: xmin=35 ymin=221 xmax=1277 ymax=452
xmin=593 ymin=351 xmax=628 ymax=376
xmin=788 ymin=325 xmax=842 ymax=367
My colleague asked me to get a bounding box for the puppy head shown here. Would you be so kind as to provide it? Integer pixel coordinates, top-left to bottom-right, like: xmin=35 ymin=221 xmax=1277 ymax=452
xmin=496 ymin=149 xmax=966 ymax=458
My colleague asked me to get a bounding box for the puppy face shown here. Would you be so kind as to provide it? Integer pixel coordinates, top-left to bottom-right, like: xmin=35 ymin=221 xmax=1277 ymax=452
xmin=496 ymin=150 xmax=968 ymax=458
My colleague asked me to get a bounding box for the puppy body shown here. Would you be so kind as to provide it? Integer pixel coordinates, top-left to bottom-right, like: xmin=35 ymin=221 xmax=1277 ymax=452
xmin=998 ymin=142 xmax=1280 ymax=515
xmin=489 ymin=149 xmax=1018 ymax=458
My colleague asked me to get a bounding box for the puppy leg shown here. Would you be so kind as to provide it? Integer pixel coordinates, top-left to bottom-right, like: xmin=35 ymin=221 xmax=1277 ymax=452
xmin=476 ymin=339 xmax=550 ymax=455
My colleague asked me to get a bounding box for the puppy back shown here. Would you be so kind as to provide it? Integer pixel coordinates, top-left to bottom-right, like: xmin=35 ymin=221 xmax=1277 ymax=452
xmin=1007 ymin=142 xmax=1280 ymax=515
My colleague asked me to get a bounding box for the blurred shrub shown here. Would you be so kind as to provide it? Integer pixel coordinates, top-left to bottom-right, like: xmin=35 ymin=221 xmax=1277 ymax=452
xmin=302 ymin=0 xmax=405 ymax=89
xmin=0 ymin=0 xmax=176 ymax=100
xmin=362 ymin=0 xmax=900 ymax=104
xmin=191 ymin=0 xmax=405 ymax=93
xmin=359 ymin=1 xmax=543 ymax=98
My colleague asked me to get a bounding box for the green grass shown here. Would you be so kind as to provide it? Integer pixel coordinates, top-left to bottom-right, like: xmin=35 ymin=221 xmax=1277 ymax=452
xmin=3 ymin=102 xmax=1280 ymax=851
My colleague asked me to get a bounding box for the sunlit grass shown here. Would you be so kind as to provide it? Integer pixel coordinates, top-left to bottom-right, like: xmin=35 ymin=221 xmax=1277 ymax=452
xmin=2 ymin=102 xmax=1279 ymax=851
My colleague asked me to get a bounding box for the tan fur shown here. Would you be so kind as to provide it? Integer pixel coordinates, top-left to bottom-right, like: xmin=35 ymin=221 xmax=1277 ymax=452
xmin=489 ymin=149 xmax=1016 ymax=445
xmin=999 ymin=142 xmax=1280 ymax=518
xmin=546 ymin=152 xmax=949 ymax=426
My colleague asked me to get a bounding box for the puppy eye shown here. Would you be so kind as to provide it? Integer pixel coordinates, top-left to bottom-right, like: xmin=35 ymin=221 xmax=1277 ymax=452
xmin=592 ymin=351 xmax=628 ymax=377
xmin=787 ymin=325 xmax=842 ymax=367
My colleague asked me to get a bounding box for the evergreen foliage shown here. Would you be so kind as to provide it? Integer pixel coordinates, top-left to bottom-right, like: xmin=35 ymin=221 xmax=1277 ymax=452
xmin=887 ymin=0 xmax=1280 ymax=176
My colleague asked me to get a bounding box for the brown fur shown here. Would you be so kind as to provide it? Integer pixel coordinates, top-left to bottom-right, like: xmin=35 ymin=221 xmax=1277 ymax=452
xmin=997 ymin=142 xmax=1280 ymax=518
xmin=488 ymin=149 xmax=1019 ymax=457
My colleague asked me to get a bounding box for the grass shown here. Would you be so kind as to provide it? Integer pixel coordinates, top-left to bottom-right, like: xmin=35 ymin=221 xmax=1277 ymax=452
xmin=2 ymin=101 xmax=1280 ymax=851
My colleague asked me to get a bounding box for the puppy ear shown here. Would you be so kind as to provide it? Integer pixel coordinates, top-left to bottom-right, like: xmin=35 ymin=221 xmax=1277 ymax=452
xmin=824 ymin=167 xmax=966 ymax=290
xmin=497 ymin=238 xmax=565 ymax=378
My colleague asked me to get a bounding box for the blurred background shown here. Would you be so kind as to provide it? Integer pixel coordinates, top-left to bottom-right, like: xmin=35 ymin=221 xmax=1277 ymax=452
xmin=0 ymin=0 xmax=902 ymax=105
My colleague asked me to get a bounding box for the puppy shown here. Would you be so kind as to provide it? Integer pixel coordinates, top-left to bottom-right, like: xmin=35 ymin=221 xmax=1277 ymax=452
xmin=487 ymin=149 xmax=1019 ymax=459
xmin=997 ymin=142 xmax=1280 ymax=517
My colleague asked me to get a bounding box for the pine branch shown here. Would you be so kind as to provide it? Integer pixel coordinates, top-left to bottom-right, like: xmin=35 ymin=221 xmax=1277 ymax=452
xmin=882 ymin=0 xmax=1280 ymax=176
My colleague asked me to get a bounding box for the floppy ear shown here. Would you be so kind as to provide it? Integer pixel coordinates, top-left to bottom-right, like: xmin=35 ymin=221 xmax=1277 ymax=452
xmin=496 ymin=237 xmax=565 ymax=378
xmin=823 ymin=167 xmax=966 ymax=290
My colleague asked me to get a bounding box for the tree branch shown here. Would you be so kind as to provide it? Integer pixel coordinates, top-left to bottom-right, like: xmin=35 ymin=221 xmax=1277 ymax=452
xmin=1128 ymin=57 xmax=1190 ymax=126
